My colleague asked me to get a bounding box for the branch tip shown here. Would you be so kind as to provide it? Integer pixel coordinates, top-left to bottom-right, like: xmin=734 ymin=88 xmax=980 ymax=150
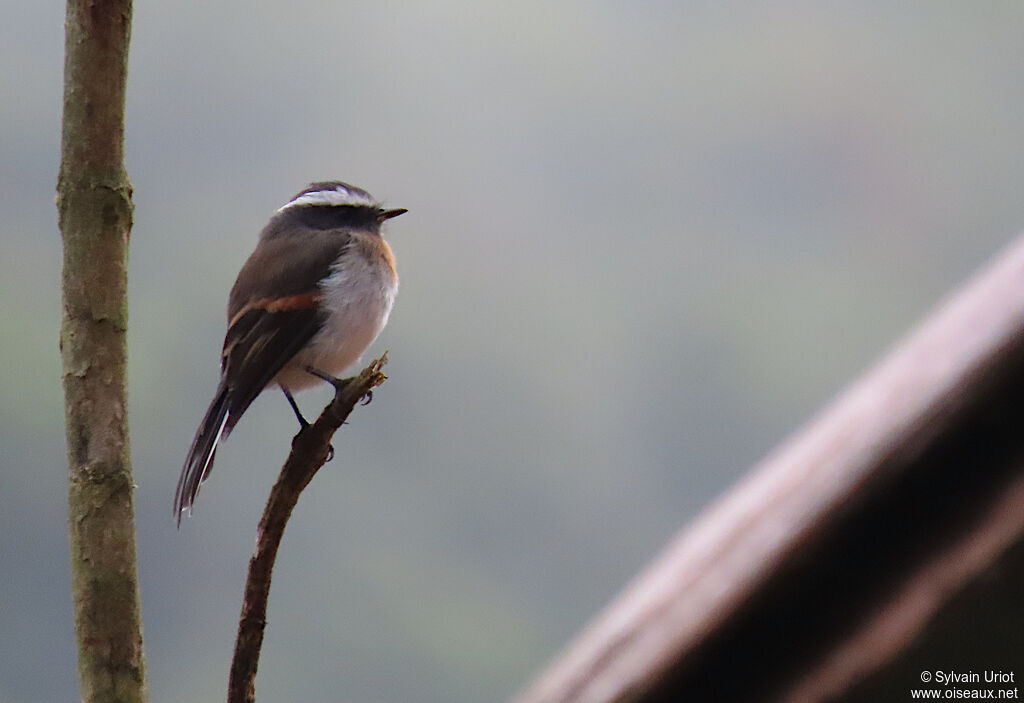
xmin=229 ymin=352 xmax=393 ymax=703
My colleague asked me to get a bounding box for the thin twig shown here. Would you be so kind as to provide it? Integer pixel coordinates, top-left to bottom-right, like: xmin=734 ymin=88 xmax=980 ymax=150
xmin=227 ymin=354 xmax=389 ymax=703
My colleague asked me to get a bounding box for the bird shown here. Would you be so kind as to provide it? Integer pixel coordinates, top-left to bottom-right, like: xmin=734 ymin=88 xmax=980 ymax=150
xmin=176 ymin=181 xmax=405 ymax=524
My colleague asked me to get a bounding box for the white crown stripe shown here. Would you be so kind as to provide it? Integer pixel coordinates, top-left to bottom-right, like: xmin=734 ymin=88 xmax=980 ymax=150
xmin=276 ymin=186 xmax=376 ymax=213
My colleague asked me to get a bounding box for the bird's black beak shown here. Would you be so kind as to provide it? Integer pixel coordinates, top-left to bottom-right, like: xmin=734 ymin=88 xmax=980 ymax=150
xmin=379 ymin=208 xmax=408 ymax=222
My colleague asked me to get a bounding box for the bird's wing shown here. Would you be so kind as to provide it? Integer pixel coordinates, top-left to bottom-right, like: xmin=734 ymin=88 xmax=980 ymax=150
xmin=219 ymin=229 xmax=351 ymax=431
xmin=176 ymin=230 xmax=349 ymax=522
xmin=219 ymin=299 xmax=324 ymax=432
xmin=175 ymin=295 xmax=324 ymax=522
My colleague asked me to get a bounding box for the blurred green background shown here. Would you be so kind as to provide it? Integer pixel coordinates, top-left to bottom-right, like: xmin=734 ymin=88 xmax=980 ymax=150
xmin=4 ymin=2 xmax=1024 ymax=701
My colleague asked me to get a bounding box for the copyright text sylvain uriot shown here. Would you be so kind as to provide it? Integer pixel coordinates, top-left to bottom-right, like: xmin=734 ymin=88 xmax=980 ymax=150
xmin=926 ymin=672 xmax=1016 ymax=686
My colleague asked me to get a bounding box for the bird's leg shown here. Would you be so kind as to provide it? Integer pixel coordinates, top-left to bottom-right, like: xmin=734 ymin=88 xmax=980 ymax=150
xmin=283 ymin=386 xmax=333 ymax=460
xmin=304 ymin=366 xmax=350 ymax=392
xmin=281 ymin=387 xmax=309 ymax=429
xmin=305 ymin=366 xmax=373 ymax=406
xmin=304 ymin=366 xmax=366 ymax=461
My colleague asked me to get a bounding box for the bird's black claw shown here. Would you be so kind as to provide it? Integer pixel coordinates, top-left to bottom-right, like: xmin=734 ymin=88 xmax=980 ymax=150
xmin=361 ymin=389 xmax=373 ymax=406
xmin=326 ymin=444 xmax=335 ymax=462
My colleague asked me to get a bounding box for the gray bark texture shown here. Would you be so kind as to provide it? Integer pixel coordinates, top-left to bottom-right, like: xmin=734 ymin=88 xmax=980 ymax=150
xmin=57 ymin=1 xmax=147 ymax=701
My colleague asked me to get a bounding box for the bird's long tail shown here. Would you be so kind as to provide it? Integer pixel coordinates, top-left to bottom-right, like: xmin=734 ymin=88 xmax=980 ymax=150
xmin=176 ymin=382 xmax=231 ymax=525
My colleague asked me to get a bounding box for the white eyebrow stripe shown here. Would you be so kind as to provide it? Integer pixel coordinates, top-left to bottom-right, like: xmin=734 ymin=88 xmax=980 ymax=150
xmin=277 ymin=186 xmax=376 ymax=212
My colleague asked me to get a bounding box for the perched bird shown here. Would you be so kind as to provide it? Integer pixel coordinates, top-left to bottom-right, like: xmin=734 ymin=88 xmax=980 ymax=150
xmin=176 ymin=181 xmax=405 ymax=523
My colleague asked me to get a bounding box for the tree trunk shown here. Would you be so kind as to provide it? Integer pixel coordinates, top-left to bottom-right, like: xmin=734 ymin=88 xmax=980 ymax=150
xmin=58 ymin=1 xmax=147 ymax=701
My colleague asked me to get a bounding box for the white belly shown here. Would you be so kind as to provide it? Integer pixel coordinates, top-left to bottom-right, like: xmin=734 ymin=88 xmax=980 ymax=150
xmin=274 ymin=247 xmax=397 ymax=392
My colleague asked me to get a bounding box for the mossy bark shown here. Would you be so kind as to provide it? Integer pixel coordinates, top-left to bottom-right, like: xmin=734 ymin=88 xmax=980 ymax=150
xmin=58 ymin=1 xmax=147 ymax=701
